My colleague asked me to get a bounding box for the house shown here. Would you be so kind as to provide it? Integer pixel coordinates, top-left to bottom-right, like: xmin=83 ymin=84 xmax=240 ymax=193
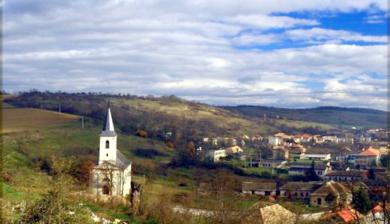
xmin=242 ymin=181 xmax=277 ymax=196
xmin=225 ymin=145 xmax=243 ymax=154
xmin=279 ymin=181 xmax=322 ymax=200
xmin=310 ymin=181 xmax=352 ymax=208
xmin=322 ymin=135 xmax=339 ymax=143
xmin=300 ymin=153 xmax=331 ymax=161
xmin=356 ymin=147 xmax=381 ymax=167
xmin=366 ymin=204 xmax=390 ymax=224
xmin=268 ymin=136 xmax=283 ymax=146
xmin=272 ymin=146 xmax=289 ymax=160
xmin=258 ymin=159 xmax=286 ymax=168
xmin=246 ymin=159 xmax=285 ymax=168
xmin=90 ymin=107 xmax=132 ymax=197
xmin=288 ymin=161 xmax=330 ymax=177
xmin=288 ymin=145 xmax=306 ymax=159
xmin=324 ymin=170 xmax=367 ymax=182
xmin=293 ymin=134 xmax=315 ymax=143
xmin=348 ymin=147 xmax=380 ymax=168
xmin=207 ymin=149 xmax=227 ymax=162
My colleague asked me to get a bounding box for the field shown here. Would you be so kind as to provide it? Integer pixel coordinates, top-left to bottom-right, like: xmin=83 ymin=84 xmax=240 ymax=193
xmin=1 ymin=107 xmax=80 ymax=133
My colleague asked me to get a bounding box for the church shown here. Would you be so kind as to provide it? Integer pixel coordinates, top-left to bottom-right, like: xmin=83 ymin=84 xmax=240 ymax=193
xmin=90 ymin=107 xmax=132 ymax=197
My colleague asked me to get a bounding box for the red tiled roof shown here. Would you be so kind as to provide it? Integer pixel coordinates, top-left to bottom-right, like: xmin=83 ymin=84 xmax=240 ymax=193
xmin=359 ymin=147 xmax=380 ymax=156
xmin=337 ymin=209 xmax=359 ymax=223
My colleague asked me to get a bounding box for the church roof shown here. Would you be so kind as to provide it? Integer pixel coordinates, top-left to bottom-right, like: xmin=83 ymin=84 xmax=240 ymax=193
xmin=116 ymin=150 xmax=131 ymax=170
xmin=101 ymin=107 xmax=116 ymax=136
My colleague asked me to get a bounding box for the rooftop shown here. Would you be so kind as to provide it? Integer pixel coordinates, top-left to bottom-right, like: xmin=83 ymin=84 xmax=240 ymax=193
xmin=325 ymin=170 xmax=365 ymax=177
xmin=311 ymin=181 xmax=350 ymax=196
xmin=359 ymin=147 xmax=380 ymax=156
xmin=280 ymin=181 xmax=322 ymax=191
xmin=242 ymin=181 xmax=277 ymax=191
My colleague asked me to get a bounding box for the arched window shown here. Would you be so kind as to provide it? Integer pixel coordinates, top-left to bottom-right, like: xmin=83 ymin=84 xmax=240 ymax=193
xmin=105 ymin=140 xmax=110 ymax=149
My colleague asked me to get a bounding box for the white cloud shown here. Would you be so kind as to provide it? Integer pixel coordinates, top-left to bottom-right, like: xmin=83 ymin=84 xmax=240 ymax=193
xmin=3 ymin=0 xmax=388 ymax=110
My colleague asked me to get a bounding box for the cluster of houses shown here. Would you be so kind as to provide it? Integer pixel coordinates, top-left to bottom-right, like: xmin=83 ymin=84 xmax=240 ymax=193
xmin=244 ymin=200 xmax=390 ymax=224
xmin=242 ymin=180 xmax=352 ymax=208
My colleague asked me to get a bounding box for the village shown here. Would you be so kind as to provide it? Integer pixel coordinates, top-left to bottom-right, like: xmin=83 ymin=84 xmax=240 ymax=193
xmin=192 ymin=129 xmax=389 ymax=223
xmin=89 ymin=107 xmax=390 ymax=223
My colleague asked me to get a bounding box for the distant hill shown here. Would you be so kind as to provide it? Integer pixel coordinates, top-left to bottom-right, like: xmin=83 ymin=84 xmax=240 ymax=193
xmin=3 ymin=91 xmax=337 ymax=142
xmin=222 ymin=105 xmax=387 ymax=129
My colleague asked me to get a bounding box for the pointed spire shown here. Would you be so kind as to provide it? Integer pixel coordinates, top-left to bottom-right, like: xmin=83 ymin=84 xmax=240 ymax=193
xmin=104 ymin=107 xmax=115 ymax=132
xmin=101 ymin=104 xmax=116 ymax=136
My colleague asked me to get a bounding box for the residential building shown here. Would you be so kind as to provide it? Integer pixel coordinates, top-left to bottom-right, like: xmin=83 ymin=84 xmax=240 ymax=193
xmin=268 ymin=136 xmax=283 ymax=146
xmin=324 ymin=170 xmax=366 ymax=182
xmin=288 ymin=161 xmax=330 ymax=177
xmin=300 ymin=153 xmax=331 ymax=161
xmin=348 ymin=147 xmax=380 ymax=168
xmin=279 ymin=181 xmax=322 ymax=200
xmin=207 ymin=149 xmax=227 ymax=162
xmin=310 ymin=181 xmax=352 ymax=208
xmin=225 ymin=145 xmax=243 ymax=154
xmin=241 ymin=181 xmax=277 ymax=196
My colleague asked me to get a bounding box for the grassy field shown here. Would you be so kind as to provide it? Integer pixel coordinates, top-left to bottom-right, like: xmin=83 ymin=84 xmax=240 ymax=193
xmin=2 ymin=108 xmax=80 ymax=133
xmin=115 ymin=97 xmax=278 ymax=136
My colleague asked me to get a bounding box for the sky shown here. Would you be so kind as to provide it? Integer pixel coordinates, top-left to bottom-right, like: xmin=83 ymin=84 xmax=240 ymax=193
xmin=3 ymin=0 xmax=389 ymax=110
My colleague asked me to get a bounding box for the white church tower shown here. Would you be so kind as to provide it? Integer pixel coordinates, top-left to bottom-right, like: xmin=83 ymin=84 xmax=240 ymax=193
xmin=91 ymin=106 xmax=132 ymax=197
xmin=99 ymin=107 xmax=118 ymax=164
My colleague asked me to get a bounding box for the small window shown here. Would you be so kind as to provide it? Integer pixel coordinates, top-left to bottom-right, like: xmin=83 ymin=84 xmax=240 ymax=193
xmin=105 ymin=140 xmax=110 ymax=149
xmin=106 ymin=153 xmax=108 ymax=157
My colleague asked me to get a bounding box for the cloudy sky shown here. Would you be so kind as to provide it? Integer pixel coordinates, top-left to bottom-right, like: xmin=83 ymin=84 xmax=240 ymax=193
xmin=3 ymin=0 xmax=389 ymax=110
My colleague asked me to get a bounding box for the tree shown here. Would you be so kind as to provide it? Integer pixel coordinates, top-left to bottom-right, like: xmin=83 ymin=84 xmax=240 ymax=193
xmin=352 ymin=187 xmax=371 ymax=214
xmin=19 ymin=157 xmax=94 ymax=223
xmin=306 ymin=161 xmax=320 ymax=181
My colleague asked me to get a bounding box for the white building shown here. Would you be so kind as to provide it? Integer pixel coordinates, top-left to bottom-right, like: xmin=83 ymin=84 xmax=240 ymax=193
xmin=90 ymin=107 xmax=132 ymax=197
xmin=300 ymin=153 xmax=331 ymax=161
xmin=207 ymin=149 xmax=227 ymax=162
xmin=268 ymin=136 xmax=282 ymax=146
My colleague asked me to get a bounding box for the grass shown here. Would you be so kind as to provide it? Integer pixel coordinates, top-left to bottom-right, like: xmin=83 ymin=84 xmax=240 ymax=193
xmin=114 ymin=98 xmax=278 ymax=136
xmin=1 ymin=182 xmax=24 ymax=200
xmin=2 ymin=108 xmax=80 ymax=133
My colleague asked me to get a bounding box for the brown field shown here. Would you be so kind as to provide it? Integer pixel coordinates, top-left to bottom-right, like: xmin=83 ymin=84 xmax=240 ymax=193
xmin=1 ymin=108 xmax=80 ymax=133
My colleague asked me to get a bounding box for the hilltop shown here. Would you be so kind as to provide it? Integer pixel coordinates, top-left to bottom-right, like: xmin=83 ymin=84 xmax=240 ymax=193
xmin=222 ymin=105 xmax=387 ymax=129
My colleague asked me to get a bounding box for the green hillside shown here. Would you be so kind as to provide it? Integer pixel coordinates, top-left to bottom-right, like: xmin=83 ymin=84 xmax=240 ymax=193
xmin=222 ymin=105 xmax=387 ymax=129
xmin=5 ymin=91 xmax=337 ymax=141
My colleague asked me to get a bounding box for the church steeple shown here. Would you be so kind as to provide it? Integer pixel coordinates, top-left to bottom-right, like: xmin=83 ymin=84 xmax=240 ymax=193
xmin=99 ymin=106 xmax=118 ymax=164
xmin=101 ymin=106 xmax=116 ymax=136
xmin=104 ymin=107 xmax=115 ymax=132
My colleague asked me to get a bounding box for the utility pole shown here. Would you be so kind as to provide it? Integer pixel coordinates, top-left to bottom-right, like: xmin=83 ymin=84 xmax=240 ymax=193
xmin=81 ymin=116 xmax=84 ymax=129
xmin=58 ymin=103 xmax=61 ymax=113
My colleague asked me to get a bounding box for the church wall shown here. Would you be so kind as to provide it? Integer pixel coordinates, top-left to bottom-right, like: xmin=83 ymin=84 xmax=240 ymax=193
xmin=122 ymin=165 xmax=132 ymax=197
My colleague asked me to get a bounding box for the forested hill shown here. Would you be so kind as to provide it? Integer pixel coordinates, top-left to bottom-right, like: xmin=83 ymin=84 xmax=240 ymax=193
xmin=222 ymin=105 xmax=387 ymax=129
xmin=3 ymin=91 xmax=339 ymax=143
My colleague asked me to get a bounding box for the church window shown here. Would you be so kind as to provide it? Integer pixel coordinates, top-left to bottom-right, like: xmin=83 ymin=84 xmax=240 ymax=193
xmin=103 ymin=185 xmax=110 ymax=195
xmin=106 ymin=140 xmax=110 ymax=149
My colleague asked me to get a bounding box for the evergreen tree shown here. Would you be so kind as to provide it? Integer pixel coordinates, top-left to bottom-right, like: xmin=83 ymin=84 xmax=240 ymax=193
xmin=352 ymin=187 xmax=372 ymax=214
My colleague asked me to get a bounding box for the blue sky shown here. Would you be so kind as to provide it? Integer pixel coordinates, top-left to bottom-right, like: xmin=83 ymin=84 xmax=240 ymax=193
xmin=3 ymin=0 xmax=389 ymax=110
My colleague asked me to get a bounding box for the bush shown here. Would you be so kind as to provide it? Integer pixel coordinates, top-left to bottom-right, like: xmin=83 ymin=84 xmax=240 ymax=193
xmin=133 ymin=148 xmax=167 ymax=159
